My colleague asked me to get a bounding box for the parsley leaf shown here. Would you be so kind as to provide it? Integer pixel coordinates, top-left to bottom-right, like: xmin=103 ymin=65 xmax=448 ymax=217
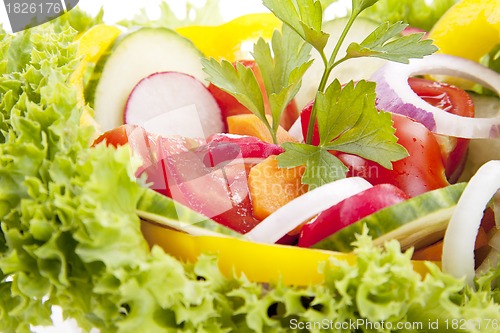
xmin=202 ymin=57 xmax=267 ymax=123
xmin=278 ymin=80 xmax=407 ymax=187
xmin=346 ymin=21 xmax=438 ymax=63
xmin=253 ymin=25 xmax=313 ymax=134
xmin=262 ymin=0 xmax=329 ymax=53
xmin=352 ymin=0 xmax=380 ymax=15
xmin=277 ymin=143 xmax=347 ymax=189
xmin=320 ymin=81 xmax=408 ymax=169
xmin=203 ymin=25 xmax=312 ymax=144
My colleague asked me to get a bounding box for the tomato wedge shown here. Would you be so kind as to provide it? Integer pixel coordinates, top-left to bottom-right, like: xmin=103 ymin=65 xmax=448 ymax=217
xmin=408 ymin=78 xmax=474 ymax=182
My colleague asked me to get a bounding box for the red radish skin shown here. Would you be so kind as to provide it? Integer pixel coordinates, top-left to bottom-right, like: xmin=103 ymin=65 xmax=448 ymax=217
xmin=125 ymin=71 xmax=224 ymax=139
xmin=298 ymin=184 xmax=409 ymax=248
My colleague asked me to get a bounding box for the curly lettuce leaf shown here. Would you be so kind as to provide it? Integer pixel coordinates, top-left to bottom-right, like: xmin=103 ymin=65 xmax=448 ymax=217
xmin=361 ymin=0 xmax=459 ymax=31
xmin=119 ymin=0 xmax=223 ymax=29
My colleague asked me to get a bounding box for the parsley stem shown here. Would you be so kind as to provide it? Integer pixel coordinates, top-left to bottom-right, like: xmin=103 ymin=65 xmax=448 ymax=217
xmin=305 ymin=12 xmax=359 ymax=145
xmin=327 ymin=12 xmax=358 ymax=69
xmin=305 ymin=52 xmax=330 ymax=144
xmin=264 ymin=120 xmax=278 ymax=144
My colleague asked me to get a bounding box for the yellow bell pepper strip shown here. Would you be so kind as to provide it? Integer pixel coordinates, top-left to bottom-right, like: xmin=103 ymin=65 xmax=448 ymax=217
xmin=69 ymin=24 xmax=121 ymax=130
xmin=429 ymin=0 xmax=500 ymax=63
xmin=141 ymin=220 xmax=433 ymax=286
xmin=176 ymin=13 xmax=281 ymax=62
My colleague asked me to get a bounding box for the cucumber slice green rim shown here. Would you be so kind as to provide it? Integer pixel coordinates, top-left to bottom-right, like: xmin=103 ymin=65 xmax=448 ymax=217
xmin=312 ymin=183 xmax=467 ymax=252
xmin=136 ymin=188 xmax=242 ymax=239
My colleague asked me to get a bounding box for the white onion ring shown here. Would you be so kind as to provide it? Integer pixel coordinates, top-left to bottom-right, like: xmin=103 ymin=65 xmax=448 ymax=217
xmin=371 ymin=54 xmax=500 ymax=139
xmin=245 ymin=177 xmax=372 ymax=244
xmin=442 ymin=160 xmax=500 ymax=287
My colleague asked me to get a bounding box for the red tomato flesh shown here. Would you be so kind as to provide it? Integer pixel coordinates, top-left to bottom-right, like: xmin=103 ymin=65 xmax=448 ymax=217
xmin=408 ymin=78 xmax=474 ymax=182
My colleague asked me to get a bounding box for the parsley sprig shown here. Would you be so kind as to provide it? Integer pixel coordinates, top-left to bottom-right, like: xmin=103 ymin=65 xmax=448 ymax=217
xmin=203 ymin=0 xmax=437 ymax=189
xmin=202 ymin=25 xmax=312 ymax=144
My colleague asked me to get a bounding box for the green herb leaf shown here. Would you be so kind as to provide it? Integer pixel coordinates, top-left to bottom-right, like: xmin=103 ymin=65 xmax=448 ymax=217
xmin=319 ymin=80 xmax=407 ymax=169
xmin=346 ymin=21 xmax=438 ymax=63
xmin=281 ymin=80 xmax=407 ymax=184
xmin=201 ymin=57 xmax=267 ymax=123
xmin=352 ymin=0 xmax=380 ymax=16
xmin=277 ymin=142 xmax=347 ymax=189
xmin=119 ymin=0 xmax=224 ymax=29
xmin=315 ymin=80 xmax=366 ymax=146
xmin=253 ymin=25 xmax=313 ymax=132
xmin=262 ymin=0 xmax=329 ymax=52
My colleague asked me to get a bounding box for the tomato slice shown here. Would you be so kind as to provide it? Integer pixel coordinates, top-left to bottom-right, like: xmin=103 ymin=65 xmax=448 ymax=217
xmin=337 ymin=113 xmax=449 ymax=197
xmin=93 ymin=126 xmax=265 ymax=234
xmin=408 ymin=78 xmax=474 ymax=182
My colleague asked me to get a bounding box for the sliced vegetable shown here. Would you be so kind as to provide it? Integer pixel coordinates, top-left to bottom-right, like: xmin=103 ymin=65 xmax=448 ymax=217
xmin=245 ymin=177 xmax=373 ymax=244
xmin=298 ymin=184 xmax=409 ymax=248
xmin=459 ymin=94 xmax=500 ymax=180
xmin=371 ymin=54 xmax=500 ymax=138
xmin=412 ymin=227 xmax=489 ymax=262
xmin=428 ymin=0 xmax=500 ymax=63
xmin=176 ymin=13 xmax=282 ymax=62
xmin=137 ymin=188 xmax=242 ymax=238
xmin=337 ymin=113 xmax=449 ymax=197
xmin=92 ymin=27 xmax=206 ymax=131
xmin=312 ymin=183 xmax=466 ymax=252
xmin=125 ymin=71 xmax=224 ymax=138
xmin=408 ymin=77 xmax=474 ymax=182
xmin=442 ymin=160 xmax=500 ymax=286
xmin=248 ymin=155 xmax=307 ymax=220
xmin=140 ymin=221 xmax=437 ymax=286
xmin=227 ymin=114 xmax=298 ymax=144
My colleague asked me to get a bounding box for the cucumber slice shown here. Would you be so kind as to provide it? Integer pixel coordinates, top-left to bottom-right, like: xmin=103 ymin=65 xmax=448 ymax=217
xmin=459 ymin=94 xmax=500 ymax=181
xmin=312 ymin=183 xmax=466 ymax=252
xmin=137 ymin=188 xmax=242 ymax=238
xmin=295 ymin=17 xmax=386 ymax=108
xmin=91 ymin=28 xmax=206 ymax=132
xmin=470 ymin=93 xmax=500 ymax=118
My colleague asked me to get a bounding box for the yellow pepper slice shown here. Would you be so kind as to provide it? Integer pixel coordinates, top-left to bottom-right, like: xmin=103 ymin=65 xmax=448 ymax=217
xmin=69 ymin=24 xmax=121 ymax=131
xmin=141 ymin=220 xmax=433 ymax=286
xmin=176 ymin=13 xmax=281 ymax=62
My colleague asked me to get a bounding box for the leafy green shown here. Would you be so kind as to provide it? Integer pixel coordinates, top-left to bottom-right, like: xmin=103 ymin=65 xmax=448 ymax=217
xmin=481 ymin=44 xmax=500 ymax=74
xmin=263 ymin=0 xmax=329 ymax=53
xmin=277 ymin=142 xmax=347 ymax=189
xmin=278 ymin=80 xmax=405 ymax=188
xmin=119 ymin=0 xmax=224 ymax=29
xmin=203 ymin=25 xmax=312 ymax=144
xmin=202 ymin=58 xmax=266 ymax=121
xmin=253 ymin=25 xmax=313 ymax=136
xmin=346 ymin=21 xmax=438 ymax=63
xmin=361 ymin=0 xmax=459 ymax=31
xmin=257 ymin=0 xmax=432 ymax=188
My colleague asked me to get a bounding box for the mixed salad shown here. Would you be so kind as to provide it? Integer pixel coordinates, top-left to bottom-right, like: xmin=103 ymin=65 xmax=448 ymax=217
xmin=1 ymin=0 xmax=500 ymax=332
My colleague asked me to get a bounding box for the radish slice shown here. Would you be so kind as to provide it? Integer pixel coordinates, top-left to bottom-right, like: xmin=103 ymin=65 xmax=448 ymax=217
xmin=371 ymin=54 xmax=500 ymax=139
xmin=245 ymin=177 xmax=373 ymax=244
xmin=125 ymin=72 xmax=224 ymax=139
xmin=442 ymin=160 xmax=500 ymax=286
